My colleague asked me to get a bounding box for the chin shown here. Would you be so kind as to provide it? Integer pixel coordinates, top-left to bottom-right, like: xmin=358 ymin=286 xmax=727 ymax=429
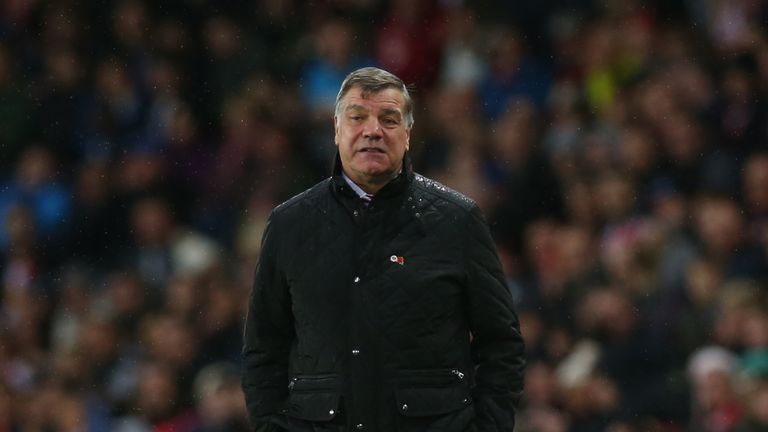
xmin=363 ymin=169 xmax=398 ymax=182
xmin=357 ymin=163 xmax=390 ymax=175
xmin=361 ymin=170 xmax=389 ymax=179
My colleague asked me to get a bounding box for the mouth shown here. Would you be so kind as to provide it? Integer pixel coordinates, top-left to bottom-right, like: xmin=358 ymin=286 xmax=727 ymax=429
xmin=358 ymin=147 xmax=386 ymax=154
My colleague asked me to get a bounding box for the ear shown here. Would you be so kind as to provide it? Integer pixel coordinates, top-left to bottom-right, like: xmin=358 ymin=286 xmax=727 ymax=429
xmin=334 ymin=116 xmax=340 ymax=146
xmin=405 ymin=127 xmax=411 ymax=151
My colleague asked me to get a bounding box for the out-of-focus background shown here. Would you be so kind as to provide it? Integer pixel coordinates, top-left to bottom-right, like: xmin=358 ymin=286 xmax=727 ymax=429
xmin=1 ymin=0 xmax=767 ymax=431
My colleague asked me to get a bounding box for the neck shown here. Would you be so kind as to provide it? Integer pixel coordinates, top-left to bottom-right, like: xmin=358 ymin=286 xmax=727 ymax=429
xmin=345 ymin=170 xmax=398 ymax=195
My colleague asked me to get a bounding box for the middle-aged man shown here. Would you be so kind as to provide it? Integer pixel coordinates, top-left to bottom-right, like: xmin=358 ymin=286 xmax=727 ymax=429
xmin=242 ymin=67 xmax=525 ymax=432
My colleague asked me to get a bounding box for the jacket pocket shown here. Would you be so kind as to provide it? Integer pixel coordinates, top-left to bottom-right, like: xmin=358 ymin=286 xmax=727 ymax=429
xmin=287 ymin=374 xmax=341 ymax=422
xmin=394 ymin=369 xmax=472 ymax=417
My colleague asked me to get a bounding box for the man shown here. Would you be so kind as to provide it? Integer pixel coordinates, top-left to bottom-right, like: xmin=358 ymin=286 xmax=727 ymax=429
xmin=242 ymin=67 xmax=525 ymax=432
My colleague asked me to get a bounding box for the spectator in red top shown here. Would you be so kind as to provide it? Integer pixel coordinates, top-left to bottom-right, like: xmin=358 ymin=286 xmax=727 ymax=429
xmin=374 ymin=0 xmax=446 ymax=89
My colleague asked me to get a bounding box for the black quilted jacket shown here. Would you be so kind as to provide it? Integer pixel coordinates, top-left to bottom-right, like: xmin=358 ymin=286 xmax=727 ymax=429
xmin=242 ymin=153 xmax=525 ymax=432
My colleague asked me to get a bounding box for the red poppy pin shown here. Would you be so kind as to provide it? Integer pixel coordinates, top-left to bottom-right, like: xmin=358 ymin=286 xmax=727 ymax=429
xmin=390 ymin=255 xmax=405 ymax=265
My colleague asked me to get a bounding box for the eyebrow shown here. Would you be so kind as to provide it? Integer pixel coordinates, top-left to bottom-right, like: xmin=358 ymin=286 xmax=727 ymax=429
xmin=344 ymin=105 xmax=402 ymax=118
xmin=379 ymin=108 xmax=402 ymax=118
xmin=345 ymin=104 xmax=367 ymax=112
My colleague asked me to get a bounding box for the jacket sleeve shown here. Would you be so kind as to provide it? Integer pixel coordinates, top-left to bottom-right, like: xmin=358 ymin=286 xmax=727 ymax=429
xmin=242 ymin=211 xmax=293 ymax=431
xmin=463 ymin=204 xmax=525 ymax=431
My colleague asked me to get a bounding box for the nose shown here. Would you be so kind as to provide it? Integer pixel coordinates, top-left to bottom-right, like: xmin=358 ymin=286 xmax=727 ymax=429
xmin=362 ymin=117 xmax=382 ymax=139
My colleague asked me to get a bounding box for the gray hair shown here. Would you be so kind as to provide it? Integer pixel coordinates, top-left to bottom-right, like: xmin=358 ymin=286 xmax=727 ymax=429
xmin=334 ymin=67 xmax=414 ymax=129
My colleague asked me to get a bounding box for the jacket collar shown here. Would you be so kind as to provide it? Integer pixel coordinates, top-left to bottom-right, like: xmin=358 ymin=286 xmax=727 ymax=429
xmin=327 ymin=151 xmax=426 ymax=237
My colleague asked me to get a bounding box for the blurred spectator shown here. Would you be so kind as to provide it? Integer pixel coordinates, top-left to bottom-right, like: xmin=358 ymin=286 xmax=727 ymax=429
xmin=374 ymin=0 xmax=446 ymax=88
xmin=742 ymin=152 xmax=768 ymax=251
xmin=0 ymin=42 xmax=33 ymax=169
xmin=0 ymin=146 xmax=71 ymax=253
xmin=483 ymin=100 xmax=564 ymax=255
xmin=205 ymin=80 xmax=315 ymax=243
xmin=35 ymin=46 xmax=88 ymax=167
xmin=64 ymin=159 xmax=130 ymax=267
xmin=439 ymin=6 xmax=486 ymax=90
xmin=420 ymin=86 xmax=489 ymax=209
xmin=123 ymin=360 xmax=197 ymax=431
xmin=192 ymin=362 xmax=249 ymax=432
xmin=712 ymin=281 xmax=766 ymax=352
xmin=159 ymin=99 xmax=214 ymax=218
xmin=202 ymin=14 xmax=265 ymax=127
xmin=517 ymin=360 xmax=569 ymax=431
xmin=477 ymin=28 xmax=553 ymax=119
xmin=714 ymin=54 xmax=766 ymax=156
xmin=79 ymin=57 xmax=151 ymax=160
xmin=123 ymin=194 xmax=221 ymax=289
xmin=196 ymin=278 xmax=243 ymax=366
xmin=675 ymin=258 xmax=725 ymax=357
xmin=706 ymin=0 xmax=767 ymax=56
xmin=693 ymin=195 xmax=768 ymax=282
xmin=687 ymin=346 xmax=743 ymax=432
xmin=735 ymin=350 xmax=768 ymax=431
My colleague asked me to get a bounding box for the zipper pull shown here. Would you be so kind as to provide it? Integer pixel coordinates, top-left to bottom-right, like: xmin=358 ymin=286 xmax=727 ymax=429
xmin=451 ymin=369 xmax=465 ymax=380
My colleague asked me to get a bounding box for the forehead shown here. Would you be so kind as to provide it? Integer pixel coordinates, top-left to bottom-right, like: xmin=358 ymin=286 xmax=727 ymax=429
xmin=342 ymin=86 xmax=405 ymax=110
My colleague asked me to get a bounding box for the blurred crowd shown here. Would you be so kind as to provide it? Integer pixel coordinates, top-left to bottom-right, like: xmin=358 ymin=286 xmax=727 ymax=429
xmin=1 ymin=0 xmax=767 ymax=431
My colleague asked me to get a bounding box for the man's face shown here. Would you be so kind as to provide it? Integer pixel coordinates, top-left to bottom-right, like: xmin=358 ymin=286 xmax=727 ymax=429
xmin=335 ymin=86 xmax=410 ymax=189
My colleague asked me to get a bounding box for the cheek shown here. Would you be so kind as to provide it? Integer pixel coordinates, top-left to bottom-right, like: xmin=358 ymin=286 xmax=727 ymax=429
xmin=336 ymin=130 xmax=352 ymax=149
xmin=339 ymin=127 xmax=360 ymax=143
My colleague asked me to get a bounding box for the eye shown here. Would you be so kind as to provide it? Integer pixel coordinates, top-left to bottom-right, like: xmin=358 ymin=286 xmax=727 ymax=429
xmin=349 ymin=115 xmax=363 ymax=121
xmin=382 ymin=118 xmax=399 ymax=126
